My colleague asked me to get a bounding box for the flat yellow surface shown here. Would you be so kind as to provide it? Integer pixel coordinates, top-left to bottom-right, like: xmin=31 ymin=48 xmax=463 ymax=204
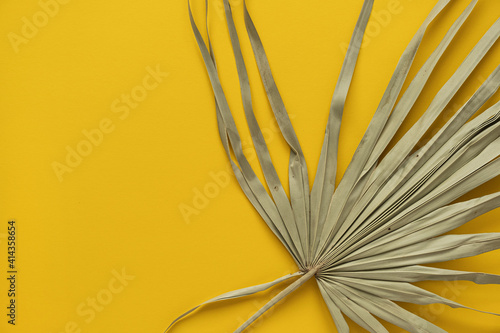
xmin=0 ymin=0 xmax=499 ymax=332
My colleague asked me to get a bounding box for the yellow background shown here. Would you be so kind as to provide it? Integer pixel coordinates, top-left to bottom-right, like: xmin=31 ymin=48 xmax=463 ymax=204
xmin=0 ymin=0 xmax=499 ymax=332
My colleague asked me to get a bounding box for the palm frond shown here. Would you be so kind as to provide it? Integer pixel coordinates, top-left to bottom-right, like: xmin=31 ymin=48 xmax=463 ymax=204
xmin=168 ymin=0 xmax=500 ymax=331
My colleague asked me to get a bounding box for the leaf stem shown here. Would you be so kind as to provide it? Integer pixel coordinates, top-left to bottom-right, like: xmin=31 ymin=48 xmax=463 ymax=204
xmin=234 ymin=266 xmax=320 ymax=333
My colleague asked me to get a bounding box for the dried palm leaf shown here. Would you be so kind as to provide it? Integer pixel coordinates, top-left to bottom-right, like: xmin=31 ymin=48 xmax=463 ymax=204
xmin=168 ymin=0 xmax=500 ymax=331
